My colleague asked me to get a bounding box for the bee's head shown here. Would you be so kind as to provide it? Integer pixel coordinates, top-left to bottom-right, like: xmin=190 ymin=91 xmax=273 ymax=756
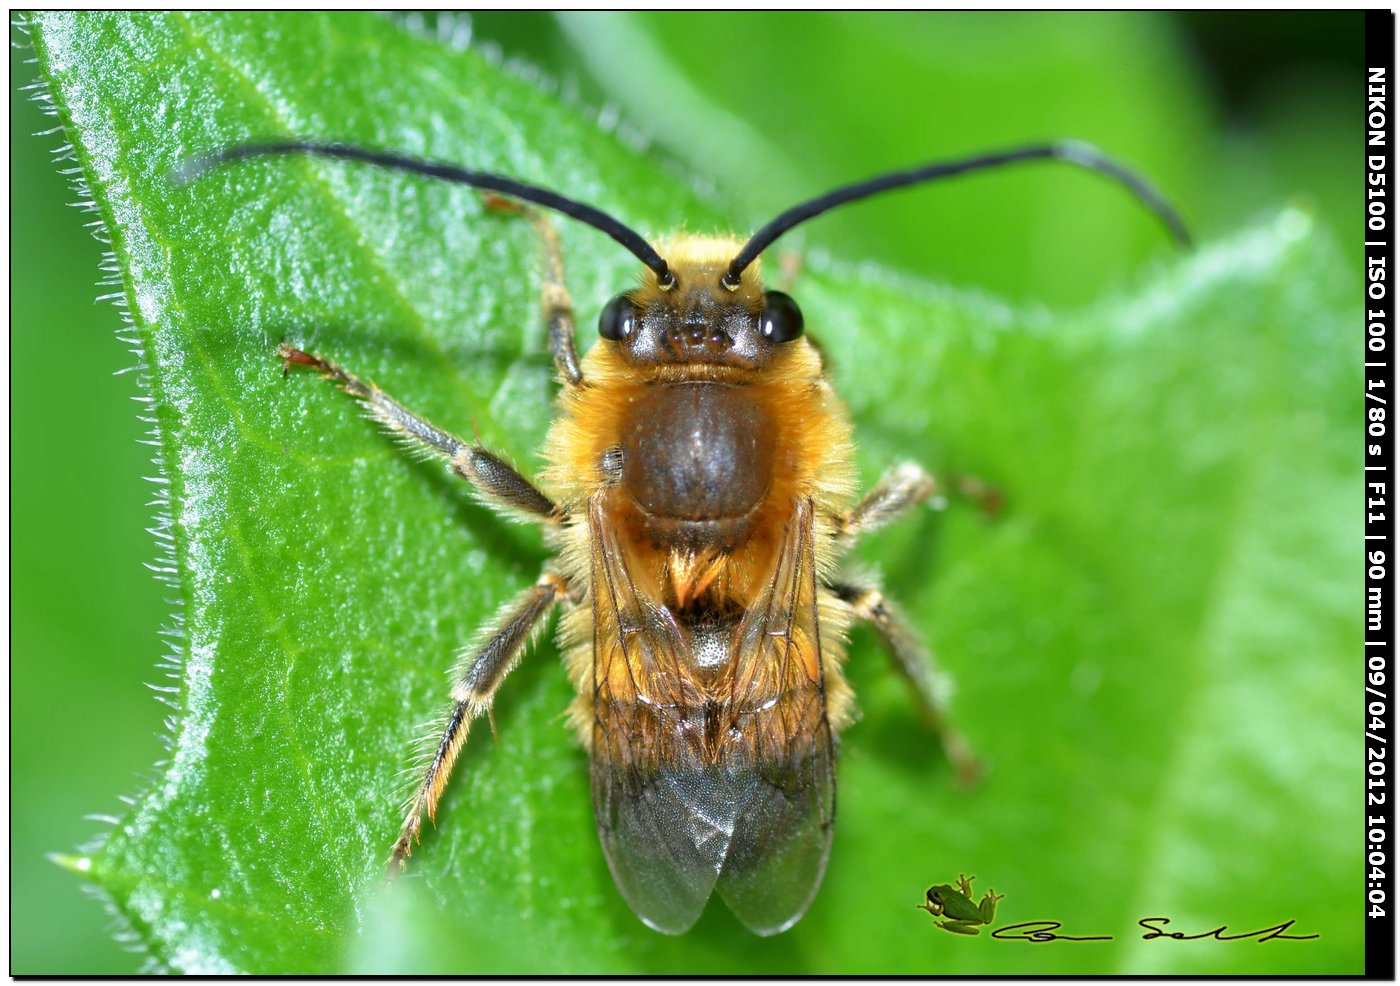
xmin=596 ymin=235 xmax=804 ymax=370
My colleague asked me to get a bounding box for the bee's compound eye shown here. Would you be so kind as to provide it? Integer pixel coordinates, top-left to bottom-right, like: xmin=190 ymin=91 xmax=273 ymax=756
xmin=598 ymin=293 xmax=637 ymax=341
xmin=759 ymin=290 xmax=804 ymax=343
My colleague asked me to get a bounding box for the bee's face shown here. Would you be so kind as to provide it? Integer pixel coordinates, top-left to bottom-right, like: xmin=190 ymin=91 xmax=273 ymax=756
xmin=596 ymin=235 xmax=805 ymax=371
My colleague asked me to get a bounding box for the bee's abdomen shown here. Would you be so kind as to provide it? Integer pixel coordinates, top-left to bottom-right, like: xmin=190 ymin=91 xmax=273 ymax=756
xmin=621 ymin=382 xmax=776 ymax=546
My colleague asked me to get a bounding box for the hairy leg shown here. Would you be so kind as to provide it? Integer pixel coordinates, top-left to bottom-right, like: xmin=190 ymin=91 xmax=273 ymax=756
xmin=830 ymin=580 xmax=980 ymax=785
xmin=837 ymin=461 xmax=1003 ymax=543
xmin=836 ymin=461 xmax=938 ymax=541
xmin=482 ymin=195 xmax=582 ymax=388
xmin=391 ymin=571 xmax=572 ymax=867
xmin=280 ymin=345 xmax=563 ymax=524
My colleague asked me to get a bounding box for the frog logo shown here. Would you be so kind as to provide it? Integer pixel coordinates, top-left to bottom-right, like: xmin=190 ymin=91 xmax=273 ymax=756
xmin=918 ymin=875 xmax=1004 ymax=935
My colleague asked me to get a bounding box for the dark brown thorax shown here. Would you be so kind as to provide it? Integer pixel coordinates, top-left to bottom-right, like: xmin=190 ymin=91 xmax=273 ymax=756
xmin=620 ymin=381 xmax=777 ymax=552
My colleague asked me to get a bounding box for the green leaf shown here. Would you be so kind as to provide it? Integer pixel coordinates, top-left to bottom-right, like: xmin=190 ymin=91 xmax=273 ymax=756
xmin=29 ymin=10 xmax=1359 ymax=974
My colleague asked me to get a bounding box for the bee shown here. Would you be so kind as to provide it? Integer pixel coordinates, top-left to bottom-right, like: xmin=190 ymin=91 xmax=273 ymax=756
xmin=180 ymin=140 xmax=1186 ymax=935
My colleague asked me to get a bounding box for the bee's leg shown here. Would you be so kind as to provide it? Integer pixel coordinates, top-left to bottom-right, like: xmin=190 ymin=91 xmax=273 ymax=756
xmin=836 ymin=462 xmax=938 ymax=541
xmin=481 ymin=195 xmax=582 ymax=388
xmin=279 ymin=345 xmax=564 ymax=525
xmin=829 ymin=580 xmax=981 ymax=785
xmin=391 ymin=571 xmax=571 ymax=868
xmin=837 ymin=462 xmax=1002 ymax=543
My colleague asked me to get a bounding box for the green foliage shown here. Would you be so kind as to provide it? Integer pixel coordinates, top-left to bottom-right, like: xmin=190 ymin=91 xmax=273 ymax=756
xmin=25 ymin=10 xmax=1359 ymax=974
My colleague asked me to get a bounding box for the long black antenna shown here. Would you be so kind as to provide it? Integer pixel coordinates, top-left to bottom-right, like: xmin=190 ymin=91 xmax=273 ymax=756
xmin=723 ymin=140 xmax=1191 ymax=288
xmin=175 ymin=142 xmax=674 ymax=285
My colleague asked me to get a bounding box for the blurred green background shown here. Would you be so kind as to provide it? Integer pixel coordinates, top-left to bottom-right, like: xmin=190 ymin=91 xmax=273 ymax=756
xmin=11 ymin=11 xmax=1363 ymax=973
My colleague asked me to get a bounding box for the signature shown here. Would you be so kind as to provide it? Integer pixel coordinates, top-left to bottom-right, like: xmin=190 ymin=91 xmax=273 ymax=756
xmin=990 ymin=921 xmax=1112 ymax=943
xmin=988 ymin=918 xmax=1319 ymax=944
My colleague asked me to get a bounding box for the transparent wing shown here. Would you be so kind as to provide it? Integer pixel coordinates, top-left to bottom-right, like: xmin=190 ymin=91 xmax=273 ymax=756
xmin=589 ymin=494 xmax=834 ymax=936
xmin=714 ymin=496 xmax=835 ymax=935
xmin=588 ymin=494 xmax=722 ymax=935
